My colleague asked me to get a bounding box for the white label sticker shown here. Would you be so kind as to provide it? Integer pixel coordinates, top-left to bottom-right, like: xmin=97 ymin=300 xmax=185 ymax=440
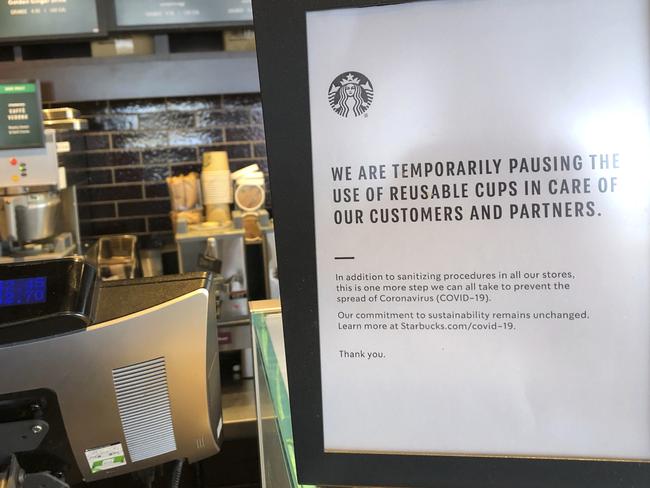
xmin=85 ymin=443 xmax=127 ymax=473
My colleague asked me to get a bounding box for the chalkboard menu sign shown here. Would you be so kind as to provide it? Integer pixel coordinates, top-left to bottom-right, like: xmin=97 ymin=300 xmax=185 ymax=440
xmin=0 ymin=80 xmax=44 ymax=150
xmin=113 ymin=0 xmax=252 ymax=28
xmin=0 ymin=0 xmax=102 ymax=43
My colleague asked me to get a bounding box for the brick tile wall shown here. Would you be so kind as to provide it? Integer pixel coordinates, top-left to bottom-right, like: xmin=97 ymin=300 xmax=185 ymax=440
xmin=50 ymin=94 xmax=268 ymax=249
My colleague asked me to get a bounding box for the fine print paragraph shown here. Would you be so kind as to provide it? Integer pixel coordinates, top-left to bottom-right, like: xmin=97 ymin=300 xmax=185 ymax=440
xmin=334 ymin=269 xmax=587 ymax=361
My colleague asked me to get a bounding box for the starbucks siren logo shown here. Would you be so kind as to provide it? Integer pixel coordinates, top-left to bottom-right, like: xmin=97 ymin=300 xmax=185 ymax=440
xmin=328 ymin=72 xmax=374 ymax=118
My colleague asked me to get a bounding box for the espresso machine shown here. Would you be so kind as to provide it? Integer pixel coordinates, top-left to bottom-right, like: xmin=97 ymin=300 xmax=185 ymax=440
xmin=0 ymin=80 xmax=80 ymax=263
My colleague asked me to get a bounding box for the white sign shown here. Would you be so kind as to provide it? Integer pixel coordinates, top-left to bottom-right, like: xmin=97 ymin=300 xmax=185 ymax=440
xmin=306 ymin=0 xmax=650 ymax=460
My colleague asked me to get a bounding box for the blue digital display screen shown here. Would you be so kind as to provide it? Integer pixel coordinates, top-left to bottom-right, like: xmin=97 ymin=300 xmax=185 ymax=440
xmin=0 ymin=277 xmax=47 ymax=307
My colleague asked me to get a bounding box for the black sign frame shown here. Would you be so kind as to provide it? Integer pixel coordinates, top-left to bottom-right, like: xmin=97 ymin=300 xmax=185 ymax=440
xmin=0 ymin=0 xmax=106 ymax=45
xmin=252 ymin=0 xmax=650 ymax=486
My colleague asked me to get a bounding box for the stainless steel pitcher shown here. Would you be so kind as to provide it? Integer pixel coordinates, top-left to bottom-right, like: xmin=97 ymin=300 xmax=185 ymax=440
xmin=1 ymin=192 xmax=61 ymax=243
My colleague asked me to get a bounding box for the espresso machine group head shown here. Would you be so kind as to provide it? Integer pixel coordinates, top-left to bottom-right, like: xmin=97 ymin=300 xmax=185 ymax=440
xmin=0 ymin=258 xmax=223 ymax=487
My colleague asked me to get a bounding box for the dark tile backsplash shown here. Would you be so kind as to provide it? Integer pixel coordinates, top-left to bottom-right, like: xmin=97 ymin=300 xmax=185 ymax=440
xmin=142 ymin=147 xmax=196 ymax=164
xmin=168 ymin=128 xmax=224 ymax=146
xmin=80 ymin=218 xmax=147 ymax=237
xmin=253 ymin=143 xmax=267 ymax=158
xmin=112 ymin=131 xmax=169 ymax=149
xmin=118 ymin=200 xmax=172 ymax=217
xmin=77 ymin=203 xmax=116 ymax=220
xmin=110 ymin=98 xmax=168 ymax=114
xmin=171 ymin=163 xmax=202 ymax=176
xmin=251 ymin=107 xmax=264 ymax=125
xmin=86 ymin=169 xmax=113 ymax=185
xmin=139 ymin=112 xmax=194 ymax=130
xmin=53 ymin=94 xmax=267 ymax=248
xmin=76 ymin=185 xmax=144 ymax=202
xmin=222 ymin=94 xmax=262 ymax=109
xmin=114 ymin=167 xmax=145 ymax=183
xmin=88 ymin=114 xmax=139 ymax=131
xmin=147 ymin=216 xmax=173 ymax=232
xmin=200 ymin=143 xmax=251 ymax=160
xmin=225 ymin=126 xmax=265 ymax=142
xmin=165 ymin=96 xmax=223 ymax=112
xmin=197 ymin=109 xmax=250 ymax=128
xmin=85 ymin=151 xmax=141 ymax=167
xmin=145 ymin=183 xmax=169 ymax=198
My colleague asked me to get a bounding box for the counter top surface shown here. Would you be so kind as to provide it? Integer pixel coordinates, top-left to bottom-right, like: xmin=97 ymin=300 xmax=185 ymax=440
xmin=222 ymin=379 xmax=257 ymax=439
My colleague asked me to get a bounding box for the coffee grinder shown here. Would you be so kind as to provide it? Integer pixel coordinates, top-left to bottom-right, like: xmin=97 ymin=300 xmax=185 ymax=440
xmin=0 ymin=80 xmax=80 ymax=263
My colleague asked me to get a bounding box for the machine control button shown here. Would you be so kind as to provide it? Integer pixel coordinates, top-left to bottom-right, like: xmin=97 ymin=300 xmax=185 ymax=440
xmin=11 ymin=175 xmax=19 ymax=182
xmin=10 ymin=158 xmax=17 ymax=165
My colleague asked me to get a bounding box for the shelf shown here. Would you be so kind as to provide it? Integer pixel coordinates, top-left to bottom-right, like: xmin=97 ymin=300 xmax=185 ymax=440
xmin=222 ymin=378 xmax=258 ymax=440
xmin=0 ymin=50 xmax=259 ymax=102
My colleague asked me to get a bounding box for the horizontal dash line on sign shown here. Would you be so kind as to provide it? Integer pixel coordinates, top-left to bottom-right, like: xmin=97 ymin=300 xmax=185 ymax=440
xmin=334 ymin=257 xmax=355 ymax=260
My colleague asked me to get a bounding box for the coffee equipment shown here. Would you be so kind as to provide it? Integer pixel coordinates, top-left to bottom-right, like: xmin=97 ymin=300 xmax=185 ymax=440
xmin=176 ymin=222 xmax=250 ymax=358
xmin=4 ymin=190 xmax=60 ymax=243
xmin=174 ymin=156 xmax=277 ymax=378
xmin=0 ymin=130 xmax=79 ymax=262
xmin=0 ymin=258 xmax=223 ymax=487
xmin=0 ymin=80 xmax=80 ymax=262
xmin=232 ymin=164 xmax=267 ymax=243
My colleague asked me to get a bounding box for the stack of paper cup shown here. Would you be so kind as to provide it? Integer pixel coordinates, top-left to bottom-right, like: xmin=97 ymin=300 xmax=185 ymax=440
xmin=201 ymin=151 xmax=232 ymax=224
